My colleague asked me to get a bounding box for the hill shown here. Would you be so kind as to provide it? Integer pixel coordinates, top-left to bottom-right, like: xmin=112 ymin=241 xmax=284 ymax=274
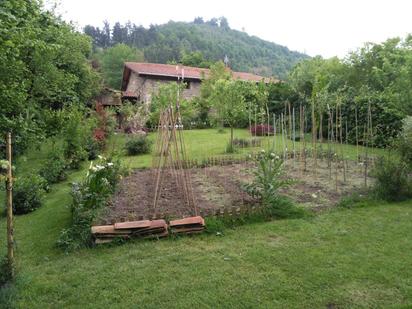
xmin=84 ymin=17 xmax=309 ymax=79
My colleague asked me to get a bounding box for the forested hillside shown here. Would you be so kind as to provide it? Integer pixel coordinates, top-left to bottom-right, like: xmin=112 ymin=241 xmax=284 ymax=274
xmin=83 ymin=17 xmax=309 ymax=78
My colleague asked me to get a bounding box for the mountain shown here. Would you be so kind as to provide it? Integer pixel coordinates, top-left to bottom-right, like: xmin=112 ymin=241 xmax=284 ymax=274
xmin=84 ymin=17 xmax=309 ymax=79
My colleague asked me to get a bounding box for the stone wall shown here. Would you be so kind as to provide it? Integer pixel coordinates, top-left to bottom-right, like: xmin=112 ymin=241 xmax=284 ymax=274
xmin=126 ymin=72 xmax=202 ymax=103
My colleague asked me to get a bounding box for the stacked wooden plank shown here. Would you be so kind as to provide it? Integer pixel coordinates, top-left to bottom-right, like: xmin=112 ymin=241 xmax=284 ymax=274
xmin=169 ymin=216 xmax=205 ymax=235
xmin=91 ymin=219 xmax=168 ymax=243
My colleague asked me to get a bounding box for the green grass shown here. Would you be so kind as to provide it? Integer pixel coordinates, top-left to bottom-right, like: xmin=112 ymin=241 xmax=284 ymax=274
xmin=0 ymin=129 xmax=411 ymax=308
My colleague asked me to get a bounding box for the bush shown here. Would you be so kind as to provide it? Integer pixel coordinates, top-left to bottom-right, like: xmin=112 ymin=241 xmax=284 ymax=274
xmin=372 ymin=156 xmax=412 ymax=201
xmin=62 ymin=108 xmax=89 ymax=169
xmin=0 ymin=256 xmax=13 ymax=287
xmin=233 ymin=138 xmax=262 ymax=148
xmin=396 ymin=116 xmax=412 ymax=168
xmin=249 ymin=124 xmax=274 ymax=136
xmin=57 ymin=156 xmax=121 ymax=250
xmin=225 ymin=141 xmax=236 ymax=154
xmin=125 ymin=136 xmax=151 ymax=156
xmin=12 ymin=174 xmax=46 ymax=215
xmin=39 ymin=148 xmax=67 ymax=184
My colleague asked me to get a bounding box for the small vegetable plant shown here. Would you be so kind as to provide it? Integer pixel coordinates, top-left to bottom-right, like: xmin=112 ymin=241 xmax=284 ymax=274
xmin=245 ymin=150 xmax=291 ymax=207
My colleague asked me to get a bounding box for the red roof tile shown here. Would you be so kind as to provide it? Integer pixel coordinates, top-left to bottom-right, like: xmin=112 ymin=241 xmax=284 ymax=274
xmin=124 ymin=62 xmax=275 ymax=83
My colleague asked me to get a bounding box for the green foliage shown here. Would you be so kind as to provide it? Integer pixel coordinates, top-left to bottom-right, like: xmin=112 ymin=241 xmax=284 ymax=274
xmin=57 ymin=156 xmax=121 ymax=251
xmin=210 ymin=79 xmax=248 ymax=147
xmin=125 ymin=136 xmax=152 ymax=156
xmin=245 ymin=150 xmax=291 ymax=207
xmin=396 ymin=116 xmax=412 ymax=168
xmin=12 ymin=174 xmax=47 ymax=215
xmin=39 ymin=147 xmax=67 ymax=185
xmin=84 ymin=19 xmax=308 ymax=79
xmin=98 ymin=43 xmax=144 ymax=89
xmin=288 ymin=37 xmax=412 ymax=147
xmin=62 ymin=107 xmax=90 ymax=169
xmin=372 ymin=157 xmax=412 ymax=201
xmin=0 ymin=0 xmax=100 ymax=155
xmin=148 ymin=83 xmax=196 ymax=128
xmin=232 ymin=138 xmax=262 ymax=148
xmin=0 ymin=256 xmax=13 ymax=287
xmin=180 ymin=51 xmax=212 ymax=68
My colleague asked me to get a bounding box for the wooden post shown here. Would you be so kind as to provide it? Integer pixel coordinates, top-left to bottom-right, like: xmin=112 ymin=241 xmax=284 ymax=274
xmin=6 ymin=132 xmax=14 ymax=279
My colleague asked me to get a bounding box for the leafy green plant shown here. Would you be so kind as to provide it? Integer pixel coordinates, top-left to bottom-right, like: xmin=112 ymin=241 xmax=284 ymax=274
xmin=0 ymin=256 xmax=13 ymax=287
xmin=57 ymin=156 xmax=122 ymax=250
xmin=244 ymin=150 xmax=291 ymax=207
xmin=125 ymin=136 xmax=152 ymax=156
xmin=12 ymin=174 xmax=47 ymax=215
xmin=372 ymin=156 xmax=412 ymax=201
xmin=39 ymin=148 xmax=67 ymax=184
xmin=232 ymin=138 xmax=262 ymax=148
xmin=396 ymin=116 xmax=412 ymax=168
xmin=62 ymin=108 xmax=89 ymax=169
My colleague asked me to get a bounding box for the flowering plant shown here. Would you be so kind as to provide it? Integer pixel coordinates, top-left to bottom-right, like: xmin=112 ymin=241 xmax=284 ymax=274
xmin=245 ymin=149 xmax=291 ymax=206
xmin=58 ymin=155 xmax=122 ymax=250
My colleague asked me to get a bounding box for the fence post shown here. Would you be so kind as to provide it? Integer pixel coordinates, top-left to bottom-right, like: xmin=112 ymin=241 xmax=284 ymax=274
xmin=6 ymin=132 xmax=14 ymax=279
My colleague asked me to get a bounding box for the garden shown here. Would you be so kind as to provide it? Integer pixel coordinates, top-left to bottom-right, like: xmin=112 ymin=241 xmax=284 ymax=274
xmin=1 ymin=2 xmax=412 ymax=307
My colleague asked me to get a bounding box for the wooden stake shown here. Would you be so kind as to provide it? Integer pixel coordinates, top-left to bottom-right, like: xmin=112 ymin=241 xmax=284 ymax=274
xmin=6 ymin=132 xmax=14 ymax=279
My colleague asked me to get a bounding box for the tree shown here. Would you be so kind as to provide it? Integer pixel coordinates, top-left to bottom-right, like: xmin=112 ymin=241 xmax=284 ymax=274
xmin=99 ymin=44 xmax=144 ymax=89
xmin=180 ymin=51 xmax=211 ymax=68
xmin=210 ymin=79 xmax=247 ymax=150
xmin=193 ymin=17 xmax=204 ymax=24
xmin=0 ymin=0 xmax=100 ymax=155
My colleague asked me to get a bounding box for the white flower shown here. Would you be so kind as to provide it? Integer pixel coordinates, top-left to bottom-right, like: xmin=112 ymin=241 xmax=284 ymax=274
xmin=311 ymin=193 xmax=317 ymax=199
xmin=95 ymin=165 xmax=105 ymax=171
xmin=97 ymin=155 xmax=104 ymax=160
xmin=107 ymin=162 xmax=114 ymax=167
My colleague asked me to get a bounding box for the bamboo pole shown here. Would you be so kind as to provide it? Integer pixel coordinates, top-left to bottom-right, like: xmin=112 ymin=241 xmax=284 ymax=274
xmin=311 ymin=101 xmax=317 ymax=176
xmin=327 ymin=108 xmax=332 ymax=179
xmin=273 ymin=114 xmax=276 ymax=151
xmin=6 ymin=132 xmax=14 ymax=279
xmin=339 ymin=104 xmax=346 ymax=183
xmin=292 ymin=107 xmax=296 ymax=163
xmin=355 ymin=105 xmax=359 ymax=163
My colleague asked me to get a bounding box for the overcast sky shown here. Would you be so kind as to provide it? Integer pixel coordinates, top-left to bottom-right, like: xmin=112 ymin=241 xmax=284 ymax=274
xmin=52 ymin=0 xmax=411 ymax=58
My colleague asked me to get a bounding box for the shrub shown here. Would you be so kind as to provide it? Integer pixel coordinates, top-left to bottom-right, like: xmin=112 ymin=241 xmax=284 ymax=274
xmin=225 ymin=141 xmax=236 ymax=154
xmin=62 ymin=108 xmax=88 ymax=169
xmin=244 ymin=150 xmax=291 ymax=207
xmin=249 ymin=124 xmax=274 ymax=136
xmin=233 ymin=138 xmax=262 ymax=148
xmin=372 ymin=156 xmax=412 ymax=201
xmin=12 ymin=174 xmax=46 ymax=215
xmin=396 ymin=116 xmax=412 ymax=168
xmin=57 ymin=156 xmax=121 ymax=250
xmin=125 ymin=136 xmax=152 ymax=156
xmin=0 ymin=256 xmax=13 ymax=287
xmin=39 ymin=148 xmax=67 ymax=184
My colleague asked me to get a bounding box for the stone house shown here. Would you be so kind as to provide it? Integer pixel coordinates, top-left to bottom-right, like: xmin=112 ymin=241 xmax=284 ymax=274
xmin=121 ymin=62 xmax=274 ymax=103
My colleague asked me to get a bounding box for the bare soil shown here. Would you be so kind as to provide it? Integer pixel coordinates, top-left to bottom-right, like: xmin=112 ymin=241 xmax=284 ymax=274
xmin=97 ymin=158 xmax=372 ymax=223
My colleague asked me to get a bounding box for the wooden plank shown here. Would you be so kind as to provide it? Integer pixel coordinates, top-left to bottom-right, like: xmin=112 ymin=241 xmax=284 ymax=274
xmin=114 ymin=220 xmax=151 ymax=230
xmin=170 ymin=227 xmax=205 ymax=233
xmin=169 ymin=216 xmax=204 ymax=227
xmin=91 ymin=225 xmax=132 ymax=235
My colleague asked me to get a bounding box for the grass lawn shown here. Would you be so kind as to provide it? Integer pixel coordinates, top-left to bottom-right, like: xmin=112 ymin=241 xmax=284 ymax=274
xmin=0 ymin=129 xmax=411 ymax=308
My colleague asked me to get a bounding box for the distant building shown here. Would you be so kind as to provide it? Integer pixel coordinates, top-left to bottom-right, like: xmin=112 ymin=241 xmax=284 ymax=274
xmin=121 ymin=62 xmax=276 ymax=103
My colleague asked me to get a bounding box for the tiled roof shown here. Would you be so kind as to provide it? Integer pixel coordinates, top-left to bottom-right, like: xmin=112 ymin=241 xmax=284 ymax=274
xmin=124 ymin=62 xmax=275 ymax=83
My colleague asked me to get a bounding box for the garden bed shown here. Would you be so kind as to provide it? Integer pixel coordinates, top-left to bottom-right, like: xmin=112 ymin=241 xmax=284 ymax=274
xmin=96 ymin=158 xmax=372 ymax=224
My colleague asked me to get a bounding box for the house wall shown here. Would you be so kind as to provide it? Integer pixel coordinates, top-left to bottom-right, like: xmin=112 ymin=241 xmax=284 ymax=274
xmin=126 ymin=72 xmax=201 ymax=103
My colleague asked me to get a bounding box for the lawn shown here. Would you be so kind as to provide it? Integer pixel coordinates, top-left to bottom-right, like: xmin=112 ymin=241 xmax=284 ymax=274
xmin=0 ymin=129 xmax=411 ymax=308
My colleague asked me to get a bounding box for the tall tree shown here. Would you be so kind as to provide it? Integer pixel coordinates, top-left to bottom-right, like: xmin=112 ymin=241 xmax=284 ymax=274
xmin=99 ymin=43 xmax=144 ymax=89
